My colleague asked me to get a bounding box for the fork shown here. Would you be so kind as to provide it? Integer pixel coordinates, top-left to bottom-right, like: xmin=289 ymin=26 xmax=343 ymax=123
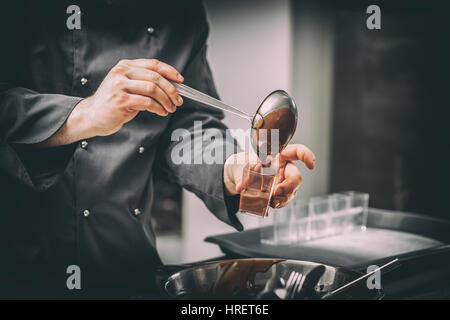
xmin=275 ymin=271 xmax=305 ymax=300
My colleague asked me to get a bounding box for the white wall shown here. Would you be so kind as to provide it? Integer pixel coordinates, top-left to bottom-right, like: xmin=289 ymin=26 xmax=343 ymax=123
xmin=290 ymin=1 xmax=335 ymax=199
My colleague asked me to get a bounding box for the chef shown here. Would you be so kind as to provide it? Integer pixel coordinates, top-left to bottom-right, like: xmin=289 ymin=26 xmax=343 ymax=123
xmin=0 ymin=0 xmax=315 ymax=298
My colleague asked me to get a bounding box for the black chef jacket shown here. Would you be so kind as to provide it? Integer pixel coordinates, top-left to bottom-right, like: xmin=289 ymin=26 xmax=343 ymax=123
xmin=0 ymin=0 xmax=242 ymax=298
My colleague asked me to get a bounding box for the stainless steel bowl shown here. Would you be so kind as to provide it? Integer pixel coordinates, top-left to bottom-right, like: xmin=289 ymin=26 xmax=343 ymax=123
xmin=163 ymin=258 xmax=384 ymax=300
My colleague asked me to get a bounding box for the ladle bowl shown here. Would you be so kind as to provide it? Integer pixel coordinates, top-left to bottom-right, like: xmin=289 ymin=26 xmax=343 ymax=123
xmin=250 ymin=90 xmax=298 ymax=160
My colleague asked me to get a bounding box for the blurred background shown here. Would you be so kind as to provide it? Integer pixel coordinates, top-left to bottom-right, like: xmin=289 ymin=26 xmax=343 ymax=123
xmin=155 ymin=0 xmax=450 ymax=264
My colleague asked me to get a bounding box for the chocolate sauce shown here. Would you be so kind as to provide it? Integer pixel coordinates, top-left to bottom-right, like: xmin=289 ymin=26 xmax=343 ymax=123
xmin=252 ymin=107 xmax=296 ymax=157
xmin=212 ymin=259 xmax=285 ymax=297
xmin=238 ymin=165 xmax=277 ymax=216
xmin=239 ymin=189 xmax=271 ymax=216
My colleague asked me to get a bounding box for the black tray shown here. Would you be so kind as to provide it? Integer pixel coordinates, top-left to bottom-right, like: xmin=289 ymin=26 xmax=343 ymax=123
xmin=205 ymin=208 xmax=450 ymax=299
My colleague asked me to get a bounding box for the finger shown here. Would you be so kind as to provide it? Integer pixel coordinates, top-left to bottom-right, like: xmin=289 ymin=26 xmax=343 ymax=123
xmin=235 ymin=177 xmax=243 ymax=194
xmin=279 ymin=144 xmax=316 ymax=170
xmin=126 ymin=94 xmax=169 ymax=117
xmin=237 ymin=164 xmax=249 ymax=191
xmin=228 ymin=151 xmax=263 ymax=193
xmin=270 ymin=195 xmax=290 ymax=209
xmin=125 ymin=79 xmax=176 ymax=113
xmin=125 ymin=68 xmax=183 ymax=106
xmin=273 ymin=162 xmax=302 ymax=197
xmin=276 ymin=163 xmax=286 ymax=184
xmin=120 ymin=59 xmax=183 ymax=82
xmin=249 ymin=161 xmax=262 ymax=172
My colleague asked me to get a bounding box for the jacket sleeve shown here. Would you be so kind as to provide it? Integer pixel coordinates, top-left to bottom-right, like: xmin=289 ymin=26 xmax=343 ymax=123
xmin=156 ymin=2 xmax=243 ymax=231
xmin=0 ymin=5 xmax=82 ymax=191
xmin=0 ymin=88 xmax=82 ymax=191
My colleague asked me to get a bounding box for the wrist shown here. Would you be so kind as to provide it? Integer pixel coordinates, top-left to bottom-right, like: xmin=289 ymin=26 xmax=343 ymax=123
xmin=67 ymin=97 xmax=98 ymax=140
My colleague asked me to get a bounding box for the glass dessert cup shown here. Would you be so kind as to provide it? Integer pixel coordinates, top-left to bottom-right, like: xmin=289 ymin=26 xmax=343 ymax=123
xmin=238 ymin=160 xmax=278 ymax=218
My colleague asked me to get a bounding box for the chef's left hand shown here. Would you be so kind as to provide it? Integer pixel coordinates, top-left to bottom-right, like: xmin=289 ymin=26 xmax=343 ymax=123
xmin=223 ymin=144 xmax=316 ymax=208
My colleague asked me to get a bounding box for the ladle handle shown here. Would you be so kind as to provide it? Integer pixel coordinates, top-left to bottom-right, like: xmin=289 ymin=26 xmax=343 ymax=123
xmin=321 ymin=258 xmax=400 ymax=300
xmin=171 ymin=81 xmax=252 ymax=121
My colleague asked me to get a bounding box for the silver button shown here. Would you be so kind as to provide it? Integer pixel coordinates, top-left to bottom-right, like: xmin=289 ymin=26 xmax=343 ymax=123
xmin=147 ymin=27 xmax=154 ymax=34
xmin=80 ymin=140 xmax=88 ymax=149
xmin=83 ymin=209 xmax=90 ymax=217
xmin=138 ymin=146 xmax=145 ymax=154
xmin=80 ymin=77 xmax=88 ymax=85
xmin=134 ymin=208 xmax=141 ymax=216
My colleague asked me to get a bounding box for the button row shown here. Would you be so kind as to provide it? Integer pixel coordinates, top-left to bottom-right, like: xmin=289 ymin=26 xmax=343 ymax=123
xmin=80 ymin=141 xmax=144 ymax=154
xmin=82 ymin=208 xmax=141 ymax=217
xmin=78 ymin=27 xmax=154 ymax=87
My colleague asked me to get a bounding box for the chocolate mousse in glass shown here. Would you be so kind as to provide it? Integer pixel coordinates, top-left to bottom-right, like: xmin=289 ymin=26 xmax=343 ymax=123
xmin=238 ymin=160 xmax=277 ymax=217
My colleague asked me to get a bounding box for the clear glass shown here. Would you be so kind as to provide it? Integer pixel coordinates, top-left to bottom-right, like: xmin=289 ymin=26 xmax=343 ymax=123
xmin=239 ymin=162 xmax=277 ymax=217
xmin=338 ymin=191 xmax=369 ymax=231
xmin=310 ymin=196 xmax=333 ymax=239
xmin=293 ymin=198 xmax=311 ymax=241
xmin=329 ymin=193 xmax=352 ymax=234
xmin=259 ymin=191 xmax=370 ymax=245
xmin=259 ymin=213 xmax=275 ymax=244
xmin=273 ymin=204 xmax=297 ymax=245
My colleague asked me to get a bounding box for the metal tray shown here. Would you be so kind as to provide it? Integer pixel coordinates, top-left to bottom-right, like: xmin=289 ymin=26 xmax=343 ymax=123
xmin=205 ymin=208 xmax=450 ymax=299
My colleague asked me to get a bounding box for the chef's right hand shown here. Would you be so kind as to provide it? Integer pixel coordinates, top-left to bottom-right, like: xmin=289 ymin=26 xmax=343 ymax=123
xmin=76 ymin=59 xmax=184 ymax=137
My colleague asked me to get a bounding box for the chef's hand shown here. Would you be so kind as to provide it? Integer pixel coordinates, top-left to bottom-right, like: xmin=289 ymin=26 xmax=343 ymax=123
xmin=76 ymin=59 xmax=184 ymax=137
xmin=37 ymin=59 xmax=184 ymax=147
xmin=223 ymin=144 xmax=316 ymax=208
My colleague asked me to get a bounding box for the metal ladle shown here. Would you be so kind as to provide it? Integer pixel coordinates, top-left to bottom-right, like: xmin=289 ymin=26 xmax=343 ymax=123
xmin=172 ymin=82 xmax=298 ymax=158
